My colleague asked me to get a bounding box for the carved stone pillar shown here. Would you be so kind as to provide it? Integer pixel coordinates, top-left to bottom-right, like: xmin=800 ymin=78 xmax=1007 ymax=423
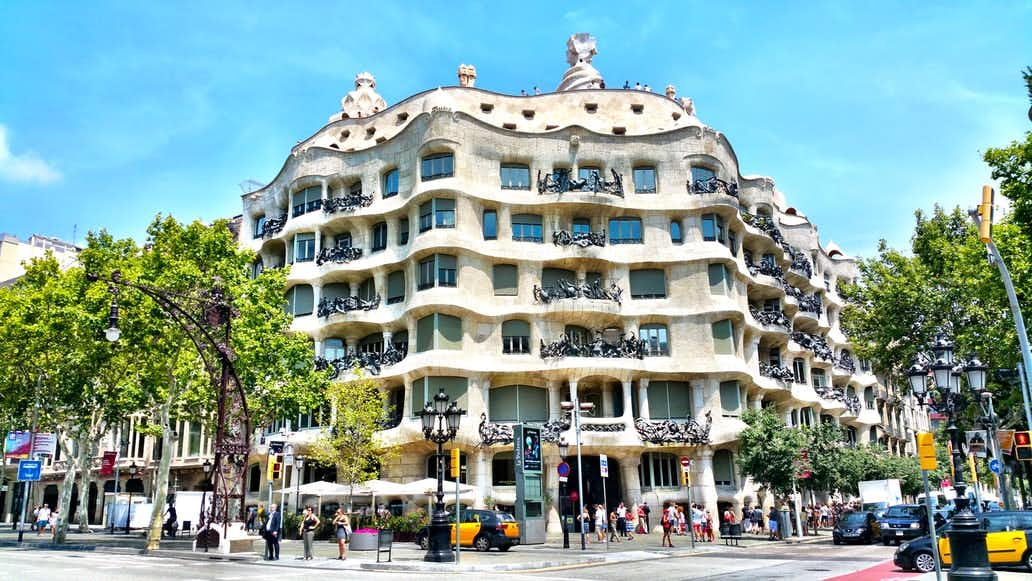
xmin=468 ymin=376 xmax=490 ymax=425
xmin=637 ymin=378 xmax=650 ymax=420
xmin=349 ymin=281 xmax=359 ymax=297
xmin=382 ymin=330 xmax=393 ymax=346
xmin=402 ymin=377 xmax=413 ymax=425
xmin=695 ymin=449 xmax=718 ymax=519
xmin=750 ymin=393 xmax=763 ymax=410
xmin=475 ymin=448 xmax=488 ymax=509
xmin=312 ymin=283 xmax=323 ymax=315
xmin=547 ymin=381 xmax=560 ymax=422
xmin=320 ymin=179 xmax=329 ymax=202
xmin=314 ymin=227 xmax=322 ymax=256
xmin=345 ymin=337 xmax=358 ymax=355
xmin=621 ymin=381 xmax=633 ymax=421
xmin=602 ymin=382 xmax=614 ymax=417
xmin=313 ymin=339 xmax=324 ymax=357
xmin=622 ymin=455 xmax=643 ymax=505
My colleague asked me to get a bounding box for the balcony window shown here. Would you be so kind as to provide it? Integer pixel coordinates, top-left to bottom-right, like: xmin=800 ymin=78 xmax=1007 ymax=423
xmin=578 ymin=166 xmax=601 ymax=182
xmin=358 ymin=332 xmax=384 ymax=355
xmin=541 ymin=267 xmax=575 ymax=291
xmin=712 ymin=319 xmax=735 ymax=354
xmin=630 ymin=269 xmax=666 ymax=299
xmin=701 ymin=213 xmax=726 ymax=243
xmin=633 ymin=166 xmax=657 ymax=193
xmin=334 ymin=232 xmax=353 ymax=248
xmin=483 ymin=210 xmax=497 ymax=240
xmin=416 ymin=313 xmax=463 ymax=352
xmin=639 ymin=324 xmax=670 ymax=356
xmin=323 ymin=338 xmax=346 ymax=360
xmin=511 ymin=213 xmax=543 ymax=242
xmin=565 ymin=325 xmax=592 ymax=347
xmin=728 ymin=230 xmax=738 ymax=256
xmin=501 ymin=320 xmax=531 ymax=354
xmin=500 ymin=164 xmax=530 ymax=190
xmin=708 ymin=263 xmax=732 ymax=295
xmin=386 ymin=270 xmax=405 ymax=304
xmin=609 ymin=217 xmax=643 ymax=244
xmin=572 ymin=218 xmax=591 ymax=235
xmin=713 ymin=449 xmax=735 ymax=486
xmin=371 ymin=222 xmax=388 ymax=252
xmin=419 ymin=198 xmax=455 ymax=232
xmin=398 ymin=218 xmax=409 ymax=245
xmin=358 ymin=278 xmax=376 ymax=302
xmin=293 ymin=233 xmax=315 ymax=263
xmin=489 ymin=385 xmax=548 ymax=423
xmin=812 ymin=368 xmax=827 ymax=389
xmin=410 ymin=376 xmax=468 ymax=417
xmin=382 ymin=168 xmax=399 ymax=198
xmin=646 ymin=381 xmax=691 ymax=420
xmin=493 ymin=264 xmax=518 ymax=296
xmin=419 ymin=202 xmax=432 ymax=232
xmin=286 ymin=285 xmax=313 ymax=316
xmin=253 ymin=215 xmax=266 ymax=239
xmin=417 ymin=254 xmax=457 ymax=290
xmin=763 ymin=298 xmax=780 ymax=312
xmin=292 ymin=186 xmax=322 ymax=217
xmin=768 ymin=347 xmax=781 ymax=367
xmin=670 ymin=220 xmax=683 ymax=244
xmin=639 ymin=453 xmax=680 ymax=489
xmin=719 ymin=381 xmax=742 ymax=417
xmin=421 ymin=153 xmax=454 ymax=181
xmin=691 ymin=166 xmax=716 ymax=185
xmin=793 ymin=358 xmax=806 ymax=384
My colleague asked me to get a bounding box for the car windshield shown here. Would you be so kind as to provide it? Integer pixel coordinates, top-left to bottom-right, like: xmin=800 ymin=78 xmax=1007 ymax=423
xmin=885 ymin=506 xmax=922 ymax=518
xmin=497 ymin=512 xmax=516 ymax=522
xmin=842 ymin=514 xmax=867 ymax=525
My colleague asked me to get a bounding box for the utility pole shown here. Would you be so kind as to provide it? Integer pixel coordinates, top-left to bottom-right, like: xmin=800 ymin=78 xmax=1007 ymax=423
xmin=16 ymin=375 xmax=42 ymax=543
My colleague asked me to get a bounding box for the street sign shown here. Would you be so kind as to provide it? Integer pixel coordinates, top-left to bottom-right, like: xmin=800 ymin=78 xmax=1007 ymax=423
xmin=917 ymin=432 xmax=938 ymax=471
xmin=680 ymin=456 xmax=691 ymax=472
xmin=17 ymin=459 xmax=41 ymax=481
xmin=100 ymin=451 xmax=117 ymax=477
xmin=268 ymin=440 xmax=284 ymax=454
xmin=557 ymin=462 xmax=570 ymax=478
xmin=965 ymin=430 xmax=988 ymax=458
xmin=998 ymin=430 xmax=1015 ymax=455
xmin=989 ymin=458 xmax=1002 ymax=475
xmin=600 ymin=454 xmax=609 ymax=478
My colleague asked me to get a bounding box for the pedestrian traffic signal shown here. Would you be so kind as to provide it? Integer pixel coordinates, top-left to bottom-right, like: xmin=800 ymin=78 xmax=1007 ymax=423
xmin=978 ymin=185 xmax=995 ymax=243
xmin=450 ymin=448 xmax=460 ymax=479
xmin=917 ymin=432 xmax=937 ymax=470
xmin=268 ymin=454 xmax=283 ymax=481
xmin=1016 ymin=431 xmax=1032 ymax=461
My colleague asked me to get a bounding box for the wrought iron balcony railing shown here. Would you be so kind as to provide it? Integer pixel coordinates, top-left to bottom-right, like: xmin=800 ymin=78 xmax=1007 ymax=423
xmin=749 ymin=306 xmax=791 ymax=330
xmin=478 ymin=411 xmax=572 ymax=446
xmin=635 ymin=411 xmax=713 ymax=445
xmin=689 ymin=176 xmax=739 ymax=198
xmin=815 ymin=385 xmax=848 ymax=405
xmin=744 ymin=251 xmax=784 ymax=279
xmin=317 ymin=294 xmax=380 ymax=317
xmin=293 ymin=199 xmax=323 ymax=217
xmin=791 ymin=331 xmax=834 ymax=361
xmin=536 ymin=168 xmax=624 ymax=197
xmin=760 ymin=361 xmax=796 ymax=382
xmin=324 ymin=191 xmax=374 ymax=214
xmin=315 ymin=345 xmax=406 ymax=378
xmin=798 ymin=294 xmax=822 ymax=314
xmin=741 ymin=212 xmax=787 ymax=248
xmin=258 ymin=214 xmax=287 ymax=238
xmin=316 ymin=245 xmax=363 ymax=265
xmin=845 ymin=395 xmax=862 ymax=415
xmin=533 ymin=279 xmax=623 ymax=305
xmin=835 ymin=354 xmax=856 ymax=374
xmin=539 ymin=331 xmax=645 ymax=360
xmin=552 ymin=229 xmax=606 ymax=248
xmin=788 ymin=247 xmax=814 ymax=279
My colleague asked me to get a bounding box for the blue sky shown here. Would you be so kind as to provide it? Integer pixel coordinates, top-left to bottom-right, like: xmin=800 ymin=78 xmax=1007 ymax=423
xmin=0 ymin=1 xmax=1029 ymax=258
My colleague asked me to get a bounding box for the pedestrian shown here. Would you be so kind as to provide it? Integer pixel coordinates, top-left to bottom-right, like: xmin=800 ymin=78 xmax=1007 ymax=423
xmin=767 ymin=506 xmax=779 ymax=540
xmin=779 ymin=502 xmax=792 ymax=540
xmin=642 ymin=501 xmax=651 ymax=531
xmin=634 ymin=82 xmax=642 ymax=91
xmin=660 ymin=502 xmax=674 ymax=547
xmin=299 ymin=505 xmax=319 ymax=560
xmin=577 ymin=506 xmax=591 ymax=544
xmin=801 ymin=505 xmax=810 ymax=536
xmin=520 ymin=89 xmax=527 ymax=96
xmin=623 ymin=80 xmax=630 ymax=89
xmin=616 ymin=502 xmax=627 ymax=537
xmin=752 ymin=505 xmax=763 ymax=535
xmin=533 ymin=86 xmax=541 ymax=95
xmin=690 ymin=504 xmax=703 ymax=540
xmin=820 ymin=504 xmax=830 ymax=528
xmin=49 ymin=509 xmax=59 ymax=539
xmin=594 ymin=504 xmax=606 ymax=542
xmin=332 ymin=507 xmax=350 ymax=560
xmin=608 ymin=511 xmax=620 ymax=542
xmin=263 ymin=503 xmax=281 ymax=560
xmin=705 ymin=509 xmax=715 ymax=542
xmin=36 ymin=503 xmax=50 ymax=536
xmin=637 ymin=503 xmax=647 ymax=534
xmin=246 ymin=506 xmax=257 ymax=533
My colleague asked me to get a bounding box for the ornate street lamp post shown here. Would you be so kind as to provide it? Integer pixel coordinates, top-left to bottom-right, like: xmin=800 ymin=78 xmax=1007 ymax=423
xmin=294 ymin=456 xmax=304 ymax=515
xmin=199 ymin=458 xmax=212 ymax=552
xmin=907 ymin=332 xmax=996 ymax=581
xmin=418 ymin=388 xmax=465 ymax=563
xmin=125 ymin=461 xmax=139 ymax=534
xmin=557 ymin=437 xmax=570 ymax=549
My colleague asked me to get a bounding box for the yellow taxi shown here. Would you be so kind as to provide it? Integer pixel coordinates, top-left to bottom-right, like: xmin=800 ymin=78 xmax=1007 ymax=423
xmin=415 ymin=509 xmax=521 ymax=552
xmin=938 ymin=511 xmax=1032 ymax=570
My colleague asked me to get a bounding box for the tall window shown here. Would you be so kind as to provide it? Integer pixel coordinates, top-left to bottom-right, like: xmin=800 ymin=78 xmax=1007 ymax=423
xmin=493 ymin=264 xmax=518 ymax=296
xmin=811 ymin=368 xmax=827 ymax=389
xmin=630 ymin=269 xmax=666 ymax=299
xmin=324 ymin=338 xmax=346 ymax=360
xmin=188 ymin=422 xmax=202 ymax=456
xmin=708 ymin=263 xmax=732 ymax=295
xmin=719 ymin=381 xmax=741 ymax=417
xmin=419 ymin=198 xmax=455 ymax=232
xmin=768 ymin=347 xmax=781 ymax=366
xmin=572 ymin=218 xmax=591 ymax=235
xmin=793 ymin=358 xmax=806 ymax=383
xmin=421 ymin=153 xmax=454 ymax=181
xmin=541 ymin=267 xmax=575 ymax=290
xmin=382 ymin=168 xmax=399 ymax=198
xmin=292 ymin=186 xmax=322 ymax=217
xmin=253 ymin=215 xmax=266 ymax=239
xmin=701 ymin=214 xmax=726 ymax=243
xmin=501 ymin=320 xmax=531 ymax=354
xmin=647 ymin=381 xmax=691 ymax=419
xmin=639 ymin=453 xmax=679 ymax=489
xmin=713 ymin=450 xmax=735 ymax=486
xmin=398 ymin=217 xmax=410 ymax=245
xmin=500 ymin=164 xmax=530 ymax=190
xmin=639 ymin=324 xmax=669 ymax=356
xmin=358 ymin=278 xmax=376 ymax=302
xmin=418 ymin=254 xmax=458 ymax=290
xmin=483 ymin=210 xmax=497 ymax=240
xmin=565 ymin=325 xmax=592 ymax=347
xmin=670 ymin=220 xmax=683 ymax=244
xmin=293 ymin=233 xmax=315 ymax=263
xmin=285 ymin=285 xmax=314 ymax=316
xmin=386 ymin=270 xmax=405 ymax=305
xmin=489 ymin=385 xmax=548 ymax=422
xmin=691 ymin=166 xmax=716 ymax=184
xmin=728 ymin=230 xmax=738 ymax=256
xmin=711 ymin=319 xmax=735 ymax=354
xmin=609 ymin=217 xmax=643 ymax=244
xmin=410 ymin=376 xmax=468 ymax=417
xmin=633 ymin=166 xmax=657 ymax=193
xmin=511 ymin=214 xmax=543 ymax=242
xmin=371 ymin=222 xmax=388 ymax=252
xmin=416 ymin=313 xmax=463 ymax=352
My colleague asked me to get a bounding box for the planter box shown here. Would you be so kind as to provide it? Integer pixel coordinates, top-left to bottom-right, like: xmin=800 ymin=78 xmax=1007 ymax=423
xmin=349 ymin=531 xmax=379 ymax=551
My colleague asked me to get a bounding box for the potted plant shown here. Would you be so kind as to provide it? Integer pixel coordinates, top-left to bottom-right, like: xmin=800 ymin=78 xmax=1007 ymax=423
xmin=349 ymin=527 xmax=380 ymax=551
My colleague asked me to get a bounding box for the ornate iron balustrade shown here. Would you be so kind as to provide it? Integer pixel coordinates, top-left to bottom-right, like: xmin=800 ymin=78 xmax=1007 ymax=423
xmin=749 ymin=306 xmax=791 ymax=330
xmin=552 ymin=229 xmax=606 ymax=248
xmin=689 ymin=176 xmax=739 ymax=197
xmin=835 ymin=354 xmax=856 ymax=374
xmin=798 ymin=294 xmax=822 ymax=314
xmin=316 ymin=245 xmax=363 ymax=265
xmin=478 ymin=411 xmax=572 ymax=447
xmin=317 ymin=294 xmax=380 ymax=317
xmin=315 ymin=346 xmax=406 ymax=378
xmin=744 ymin=252 xmax=784 ymax=279
xmin=741 ymin=212 xmax=787 ymax=247
xmin=791 ymin=331 xmax=834 ymax=361
xmin=533 ymin=279 xmax=623 ymax=305
xmin=635 ymin=411 xmax=713 ymax=445
xmin=536 ymin=168 xmax=624 ymax=196
xmin=581 ymin=422 xmax=626 ymax=432
xmin=816 ymin=385 xmax=847 ymax=405
xmin=789 ymin=248 xmax=814 ymax=279
xmin=259 ymin=214 xmax=287 ymax=238
xmin=845 ymin=395 xmax=862 ymax=415
xmin=760 ymin=361 xmax=796 ymax=382
xmin=539 ymin=332 xmax=645 ymax=360
xmin=323 ymin=192 xmax=374 ymax=214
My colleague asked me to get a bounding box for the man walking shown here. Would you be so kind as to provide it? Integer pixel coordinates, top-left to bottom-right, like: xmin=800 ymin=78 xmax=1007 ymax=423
xmin=263 ymin=503 xmax=281 ymax=560
xmin=36 ymin=504 xmax=51 ymax=536
xmin=642 ymin=501 xmax=651 ymax=532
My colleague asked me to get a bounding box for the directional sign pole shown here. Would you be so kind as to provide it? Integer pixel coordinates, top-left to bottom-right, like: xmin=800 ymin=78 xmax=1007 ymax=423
xmin=600 ymin=454 xmax=608 ymax=553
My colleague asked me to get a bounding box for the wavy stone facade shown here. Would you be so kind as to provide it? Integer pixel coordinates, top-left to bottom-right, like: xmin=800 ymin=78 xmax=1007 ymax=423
xmin=240 ymin=66 xmax=929 ymax=526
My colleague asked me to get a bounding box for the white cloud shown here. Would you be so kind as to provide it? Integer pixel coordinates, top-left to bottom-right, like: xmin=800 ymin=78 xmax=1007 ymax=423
xmin=0 ymin=124 xmax=61 ymax=184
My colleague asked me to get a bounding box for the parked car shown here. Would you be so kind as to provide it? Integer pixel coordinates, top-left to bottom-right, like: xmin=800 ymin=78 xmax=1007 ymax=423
xmin=894 ymin=526 xmax=948 ymax=574
xmin=880 ymin=504 xmax=942 ymax=545
xmin=415 ymin=509 xmax=520 ymax=552
xmin=833 ymin=511 xmax=881 ymax=544
xmin=938 ymin=511 xmax=1032 ymax=571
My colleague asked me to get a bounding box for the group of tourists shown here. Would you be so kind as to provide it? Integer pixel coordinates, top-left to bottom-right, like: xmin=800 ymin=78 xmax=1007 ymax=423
xmin=254 ymin=503 xmax=352 ymax=561
xmin=31 ymin=503 xmax=57 ymax=537
xmin=576 ymin=500 xmax=652 ymax=543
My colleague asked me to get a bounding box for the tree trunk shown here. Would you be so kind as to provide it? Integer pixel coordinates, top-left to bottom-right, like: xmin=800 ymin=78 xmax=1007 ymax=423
xmin=146 ymin=388 xmax=178 ymax=551
xmin=54 ymin=425 xmax=80 ymax=544
xmin=75 ymin=419 xmax=104 ymax=532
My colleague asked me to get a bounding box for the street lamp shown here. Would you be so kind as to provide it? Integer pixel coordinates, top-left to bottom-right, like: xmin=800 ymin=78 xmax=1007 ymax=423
xmin=417 ymin=388 xmax=465 ymax=563
xmin=293 ymin=456 xmax=304 ymax=515
xmin=200 ymin=458 xmax=212 ymax=552
xmin=560 ymin=398 xmax=595 ymax=550
xmin=557 ymin=437 xmax=570 ymax=549
xmin=907 ymin=332 xmax=996 ymax=581
xmin=125 ymin=461 xmax=139 ymax=534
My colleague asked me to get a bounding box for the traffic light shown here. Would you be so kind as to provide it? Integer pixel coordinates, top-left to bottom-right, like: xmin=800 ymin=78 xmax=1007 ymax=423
xmin=978 ymin=185 xmax=995 ymax=243
xmin=1016 ymin=431 xmax=1032 ymax=461
xmin=917 ymin=432 xmax=937 ymax=471
xmin=450 ymin=448 xmax=461 ymax=479
xmin=267 ymin=454 xmax=283 ymax=481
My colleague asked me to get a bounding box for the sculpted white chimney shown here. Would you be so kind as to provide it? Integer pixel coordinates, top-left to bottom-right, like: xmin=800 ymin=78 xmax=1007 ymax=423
xmin=457 ymin=64 xmax=477 ymax=88
xmin=556 ymin=33 xmax=604 ymax=92
xmin=331 ymin=72 xmax=388 ymax=122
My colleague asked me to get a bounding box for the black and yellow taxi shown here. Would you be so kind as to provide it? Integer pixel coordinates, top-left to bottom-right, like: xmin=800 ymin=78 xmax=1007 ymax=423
xmin=938 ymin=511 xmax=1032 ymax=570
xmin=415 ymin=509 xmax=520 ymax=552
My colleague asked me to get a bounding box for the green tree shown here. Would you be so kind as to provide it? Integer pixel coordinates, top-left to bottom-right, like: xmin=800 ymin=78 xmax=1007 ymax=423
xmin=737 ymin=408 xmax=806 ymax=496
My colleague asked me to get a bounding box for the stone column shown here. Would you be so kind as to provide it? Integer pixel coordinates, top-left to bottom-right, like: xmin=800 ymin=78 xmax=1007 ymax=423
xmin=314 ymin=227 xmax=322 ymax=256
xmin=637 ymin=378 xmax=650 ymax=420
xmin=547 ymin=381 xmax=561 ymax=422
xmin=467 ymin=376 xmax=489 ymax=425
xmin=621 ymin=380 xmax=633 ymax=421
xmin=622 ymin=455 xmax=643 ymax=505
xmin=475 ymin=449 xmax=488 ymax=509
xmin=695 ymin=449 xmax=718 ymax=521
xmin=382 ymin=330 xmax=393 ymax=346
xmin=402 ymin=377 xmax=413 ymax=424
xmin=349 ymin=281 xmax=359 ymax=297
xmin=544 ymin=457 xmax=561 ymax=533
xmin=782 ymin=408 xmax=793 ymax=426
xmin=345 ymin=337 xmax=358 ymax=355
xmin=691 ymin=380 xmax=706 ymax=417
xmin=313 ymin=339 xmax=324 ymax=357
xmin=602 ymin=383 xmax=614 ymax=417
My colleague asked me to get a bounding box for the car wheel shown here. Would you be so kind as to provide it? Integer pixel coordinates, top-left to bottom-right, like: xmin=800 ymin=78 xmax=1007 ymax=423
xmin=417 ymin=533 xmax=429 ymax=551
xmin=473 ymin=535 xmax=491 ymax=552
xmin=1024 ymin=549 xmax=1032 ymax=572
xmin=498 ymin=544 xmax=511 ymax=552
xmin=914 ymin=551 xmax=936 ymax=574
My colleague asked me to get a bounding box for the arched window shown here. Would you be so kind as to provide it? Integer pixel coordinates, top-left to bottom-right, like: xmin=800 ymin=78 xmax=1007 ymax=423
xmin=285 ymin=285 xmax=314 ymax=316
xmin=427 ymin=452 xmax=468 ymax=483
xmin=639 ymin=324 xmax=669 ymax=356
xmin=691 ymin=166 xmax=716 ymax=184
xmin=492 ymin=451 xmax=516 ymax=486
xmin=639 ymin=453 xmax=679 ymax=489
xmin=323 ymin=338 xmax=346 ymax=360
xmin=421 ymin=153 xmax=454 ymax=181
xmin=501 ymin=320 xmax=531 ymax=354
xmin=713 ymin=450 xmax=735 ymax=487
xmin=489 ymin=385 xmax=548 ymax=423
xmin=252 ymin=215 xmax=266 ymax=240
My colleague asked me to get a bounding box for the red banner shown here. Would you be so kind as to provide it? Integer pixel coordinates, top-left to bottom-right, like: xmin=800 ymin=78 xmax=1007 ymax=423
xmin=100 ymin=451 xmax=117 ymax=477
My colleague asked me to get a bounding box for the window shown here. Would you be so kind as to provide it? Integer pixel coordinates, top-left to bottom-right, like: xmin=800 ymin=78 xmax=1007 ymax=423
xmin=511 ymin=213 xmax=543 ymax=242
xmin=701 ymin=214 xmax=726 ymax=243
xmin=292 ymin=186 xmax=322 ymax=217
xmin=490 ymin=385 xmax=548 ymax=422
xmin=382 ymin=168 xmax=399 ymax=198
xmin=728 ymin=230 xmax=738 ymax=256
xmin=286 ymin=285 xmax=314 ymax=316
xmin=639 ymin=453 xmax=679 ymax=489
xmin=864 ymin=386 xmax=875 ymax=410
xmin=609 ymin=217 xmax=643 ymax=244
xmin=293 ymin=233 xmax=315 ymax=263
xmin=712 ymin=319 xmax=735 ymax=354
xmin=418 ymin=254 xmax=457 ymax=289
xmin=323 ymin=338 xmax=346 ymax=360
xmin=578 ymin=166 xmax=601 ymax=182
xmin=647 ymin=381 xmax=691 ymax=419
xmin=251 ymin=258 xmax=264 ymax=279
xmin=416 ymin=313 xmax=463 ymax=352
xmin=713 ymin=450 xmax=735 ymax=487
xmin=188 ymin=422 xmax=202 ymax=456
xmin=501 ymin=320 xmax=531 ymax=354
xmin=541 ymin=267 xmax=575 ymax=290
xmin=410 ymin=376 xmax=468 ymax=417
xmin=630 ymin=269 xmax=666 ymax=299
xmin=253 ymin=215 xmax=266 ymax=239
xmin=708 ymin=263 xmax=732 ymax=295
xmin=419 ymin=198 xmax=455 ymax=232
xmin=572 ymin=218 xmax=591 ymax=235
xmin=691 ymin=166 xmax=716 ymax=184
xmin=398 ymin=218 xmax=410 ymax=245
xmin=493 ymin=264 xmax=518 ymax=296
xmin=387 ymin=270 xmax=405 ymax=304
xmin=492 ymin=452 xmax=516 ymax=486
xmin=358 ymin=333 xmax=384 ymax=355
xmin=565 ymin=325 xmax=592 ymax=347
xmin=670 ymin=220 xmax=683 ymax=244
xmin=371 ymin=222 xmax=388 ymax=252
xmin=334 ymin=232 xmax=353 ymax=248
xmin=249 ymin=465 xmax=262 ymax=492
xmin=427 ymin=452 xmax=468 ymax=483
xmin=767 ymin=347 xmax=781 ymax=366
xmin=358 ymin=277 xmax=376 ymax=302
xmin=419 ymin=201 xmax=432 ymax=232
xmin=763 ymin=298 xmax=780 ymax=312
xmin=811 ymin=368 xmax=827 ymax=389
xmin=639 ymin=324 xmax=669 ymax=356
xmin=483 ymin=210 xmax=497 ymax=240
xmin=500 ymin=164 xmax=530 ymax=190
xmin=762 ymin=253 xmax=776 ymax=268
xmin=793 ymin=358 xmax=806 ymax=384
xmin=633 ymin=166 xmax=657 ymax=193
xmin=719 ymin=381 xmax=742 ymax=417
xmin=421 ymin=153 xmax=454 ymax=181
